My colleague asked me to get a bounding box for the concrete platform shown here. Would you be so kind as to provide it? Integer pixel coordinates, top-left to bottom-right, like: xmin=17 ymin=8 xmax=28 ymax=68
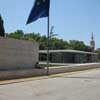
xmin=0 ymin=63 xmax=100 ymax=80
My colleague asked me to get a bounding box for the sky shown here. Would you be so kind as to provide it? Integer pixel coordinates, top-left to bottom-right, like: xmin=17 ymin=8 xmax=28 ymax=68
xmin=0 ymin=0 xmax=100 ymax=48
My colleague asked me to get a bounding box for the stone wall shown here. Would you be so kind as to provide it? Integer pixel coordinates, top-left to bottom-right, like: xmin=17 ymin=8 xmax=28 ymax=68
xmin=0 ymin=38 xmax=39 ymax=70
xmin=0 ymin=63 xmax=100 ymax=80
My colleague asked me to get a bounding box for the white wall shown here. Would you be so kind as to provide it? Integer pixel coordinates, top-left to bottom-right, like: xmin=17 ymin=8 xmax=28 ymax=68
xmin=0 ymin=38 xmax=39 ymax=70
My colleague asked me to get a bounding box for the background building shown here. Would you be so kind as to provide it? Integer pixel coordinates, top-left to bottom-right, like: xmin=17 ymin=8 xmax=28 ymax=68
xmin=39 ymin=50 xmax=98 ymax=64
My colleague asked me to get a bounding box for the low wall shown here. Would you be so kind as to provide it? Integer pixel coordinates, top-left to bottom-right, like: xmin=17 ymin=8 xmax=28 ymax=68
xmin=49 ymin=63 xmax=100 ymax=74
xmin=0 ymin=38 xmax=39 ymax=70
xmin=0 ymin=63 xmax=100 ymax=80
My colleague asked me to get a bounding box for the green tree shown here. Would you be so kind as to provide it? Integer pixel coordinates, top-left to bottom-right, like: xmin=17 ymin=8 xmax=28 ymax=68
xmin=8 ymin=30 xmax=24 ymax=39
xmin=39 ymin=35 xmax=48 ymax=50
xmin=68 ymin=40 xmax=86 ymax=51
xmin=0 ymin=14 xmax=5 ymax=37
xmin=7 ymin=30 xmax=91 ymax=52
xmin=24 ymin=33 xmax=41 ymax=41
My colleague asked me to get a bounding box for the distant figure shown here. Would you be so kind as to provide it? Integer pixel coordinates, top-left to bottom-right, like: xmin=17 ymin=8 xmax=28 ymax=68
xmin=0 ymin=14 xmax=5 ymax=37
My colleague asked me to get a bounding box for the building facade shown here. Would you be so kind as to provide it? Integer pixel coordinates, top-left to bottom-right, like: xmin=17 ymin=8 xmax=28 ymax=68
xmin=39 ymin=50 xmax=98 ymax=64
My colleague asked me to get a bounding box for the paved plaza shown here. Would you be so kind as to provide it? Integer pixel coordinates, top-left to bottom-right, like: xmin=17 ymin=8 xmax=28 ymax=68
xmin=0 ymin=68 xmax=100 ymax=100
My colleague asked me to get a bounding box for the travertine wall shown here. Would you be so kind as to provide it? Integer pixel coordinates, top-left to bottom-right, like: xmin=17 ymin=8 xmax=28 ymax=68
xmin=0 ymin=63 xmax=100 ymax=80
xmin=0 ymin=38 xmax=39 ymax=70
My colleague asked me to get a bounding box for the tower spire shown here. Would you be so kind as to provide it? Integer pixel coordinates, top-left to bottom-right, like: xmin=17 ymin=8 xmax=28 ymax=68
xmin=90 ymin=32 xmax=95 ymax=52
xmin=91 ymin=32 xmax=94 ymax=40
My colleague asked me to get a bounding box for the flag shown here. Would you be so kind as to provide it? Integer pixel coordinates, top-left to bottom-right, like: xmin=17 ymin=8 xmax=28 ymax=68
xmin=26 ymin=0 xmax=50 ymax=24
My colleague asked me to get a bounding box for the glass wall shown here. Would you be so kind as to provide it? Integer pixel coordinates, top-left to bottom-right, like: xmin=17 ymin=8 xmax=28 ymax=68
xmin=39 ymin=51 xmax=98 ymax=63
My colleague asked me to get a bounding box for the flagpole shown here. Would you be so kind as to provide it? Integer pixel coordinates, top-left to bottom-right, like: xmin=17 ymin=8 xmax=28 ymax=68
xmin=47 ymin=14 xmax=50 ymax=75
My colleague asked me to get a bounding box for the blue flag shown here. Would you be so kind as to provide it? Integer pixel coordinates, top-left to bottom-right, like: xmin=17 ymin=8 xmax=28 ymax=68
xmin=26 ymin=0 xmax=50 ymax=24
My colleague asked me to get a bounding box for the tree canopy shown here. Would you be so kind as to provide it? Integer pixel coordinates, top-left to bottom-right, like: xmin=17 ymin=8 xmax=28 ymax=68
xmin=6 ymin=30 xmax=92 ymax=52
xmin=0 ymin=14 xmax=5 ymax=37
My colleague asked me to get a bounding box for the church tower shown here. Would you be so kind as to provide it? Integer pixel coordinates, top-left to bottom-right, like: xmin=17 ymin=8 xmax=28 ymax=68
xmin=90 ymin=32 xmax=95 ymax=52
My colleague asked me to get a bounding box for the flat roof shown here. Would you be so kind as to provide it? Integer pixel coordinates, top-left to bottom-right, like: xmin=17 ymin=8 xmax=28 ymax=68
xmin=39 ymin=49 xmax=97 ymax=55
